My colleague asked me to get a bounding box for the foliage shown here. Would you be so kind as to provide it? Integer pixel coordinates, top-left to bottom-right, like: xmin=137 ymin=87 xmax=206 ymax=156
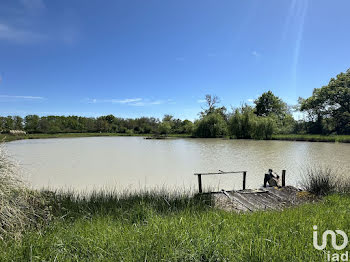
xmin=254 ymin=91 xmax=288 ymax=118
xmin=193 ymin=113 xmax=228 ymax=138
xmin=199 ymin=94 xmax=228 ymax=120
xmin=0 ymin=115 xmax=195 ymax=136
xmin=228 ymin=105 xmax=275 ymax=139
xmin=300 ymin=68 xmax=350 ymax=134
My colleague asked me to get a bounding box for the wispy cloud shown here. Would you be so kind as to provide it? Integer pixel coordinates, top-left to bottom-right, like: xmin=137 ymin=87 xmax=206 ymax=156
xmin=0 ymin=23 xmax=45 ymax=43
xmin=247 ymin=98 xmax=254 ymax=102
xmin=87 ymin=98 xmax=171 ymax=106
xmin=0 ymin=95 xmax=45 ymax=101
xmin=197 ymin=99 xmax=206 ymax=103
xmin=88 ymin=98 xmax=142 ymax=104
xmin=115 ymin=98 xmax=142 ymax=104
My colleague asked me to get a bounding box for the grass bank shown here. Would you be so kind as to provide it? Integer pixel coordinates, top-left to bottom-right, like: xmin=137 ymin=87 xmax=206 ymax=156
xmin=271 ymin=134 xmax=350 ymax=143
xmin=0 ymin=132 xmax=192 ymax=142
xmin=2 ymin=132 xmax=350 ymax=143
xmin=1 ymin=189 xmax=350 ymax=261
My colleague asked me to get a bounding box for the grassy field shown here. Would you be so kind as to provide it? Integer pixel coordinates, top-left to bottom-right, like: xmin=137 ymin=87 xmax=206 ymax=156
xmin=0 ymin=189 xmax=350 ymax=261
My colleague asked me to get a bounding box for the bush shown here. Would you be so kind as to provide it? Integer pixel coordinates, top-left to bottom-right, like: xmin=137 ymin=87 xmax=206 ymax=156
xmin=228 ymin=106 xmax=275 ymax=139
xmin=193 ymin=113 xmax=228 ymax=138
xmin=300 ymin=167 xmax=343 ymax=196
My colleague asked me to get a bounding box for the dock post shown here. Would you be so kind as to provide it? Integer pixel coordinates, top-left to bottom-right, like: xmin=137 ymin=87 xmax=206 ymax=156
xmin=263 ymin=174 xmax=269 ymax=187
xmin=197 ymin=174 xmax=202 ymax=193
xmin=243 ymin=172 xmax=246 ymax=190
xmin=282 ymin=170 xmax=286 ymax=187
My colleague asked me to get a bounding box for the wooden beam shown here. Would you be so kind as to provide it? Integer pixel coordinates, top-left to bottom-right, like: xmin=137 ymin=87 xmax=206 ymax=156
xmin=194 ymin=171 xmax=247 ymax=176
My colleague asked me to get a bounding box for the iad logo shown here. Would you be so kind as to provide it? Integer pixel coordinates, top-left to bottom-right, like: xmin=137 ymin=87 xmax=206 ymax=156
xmin=313 ymin=225 xmax=349 ymax=261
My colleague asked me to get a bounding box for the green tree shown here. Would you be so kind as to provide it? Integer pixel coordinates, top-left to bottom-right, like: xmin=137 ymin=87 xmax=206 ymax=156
xmin=300 ymin=69 xmax=350 ymax=134
xmin=24 ymin=115 xmax=40 ymax=133
xmin=194 ymin=113 xmax=228 ymax=138
xmin=158 ymin=122 xmax=172 ymax=135
xmin=228 ymin=105 xmax=275 ymax=139
xmin=181 ymin=120 xmax=194 ymax=134
xmin=4 ymin=116 xmax=14 ymax=131
xmin=13 ymin=116 xmax=24 ymax=130
xmin=199 ymin=94 xmax=227 ymax=120
xmin=254 ymin=91 xmax=288 ymax=118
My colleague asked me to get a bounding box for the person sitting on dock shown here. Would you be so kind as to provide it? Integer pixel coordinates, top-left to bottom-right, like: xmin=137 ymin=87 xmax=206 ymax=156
xmin=264 ymin=169 xmax=280 ymax=187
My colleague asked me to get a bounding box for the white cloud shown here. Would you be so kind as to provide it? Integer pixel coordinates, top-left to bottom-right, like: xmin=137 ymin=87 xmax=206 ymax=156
xmin=127 ymin=100 xmax=167 ymax=106
xmin=113 ymin=98 xmax=142 ymax=104
xmin=197 ymin=99 xmax=206 ymax=103
xmin=247 ymin=98 xmax=254 ymax=103
xmin=0 ymin=95 xmax=45 ymax=100
xmin=0 ymin=23 xmax=45 ymax=43
xmin=87 ymin=98 xmax=171 ymax=106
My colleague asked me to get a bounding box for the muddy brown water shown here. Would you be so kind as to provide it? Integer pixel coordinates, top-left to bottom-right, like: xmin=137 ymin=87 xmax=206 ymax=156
xmin=6 ymin=137 xmax=350 ymax=192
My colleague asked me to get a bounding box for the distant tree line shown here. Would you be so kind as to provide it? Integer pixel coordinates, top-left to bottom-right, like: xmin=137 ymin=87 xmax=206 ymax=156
xmin=1 ymin=69 xmax=349 ymax=137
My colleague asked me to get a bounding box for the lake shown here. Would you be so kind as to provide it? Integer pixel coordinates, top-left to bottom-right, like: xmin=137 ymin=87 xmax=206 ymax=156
xmin=6 ymin=137 xmax=350 ymax=192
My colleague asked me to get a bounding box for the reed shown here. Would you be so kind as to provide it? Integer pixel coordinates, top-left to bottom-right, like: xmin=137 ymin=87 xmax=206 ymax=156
xmin=0 ymin=144 xmax=49 ymax=240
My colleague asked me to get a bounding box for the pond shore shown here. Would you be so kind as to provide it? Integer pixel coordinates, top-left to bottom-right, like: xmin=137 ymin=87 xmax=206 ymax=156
xmin=1 ymin=132 xmax=350 ymax=143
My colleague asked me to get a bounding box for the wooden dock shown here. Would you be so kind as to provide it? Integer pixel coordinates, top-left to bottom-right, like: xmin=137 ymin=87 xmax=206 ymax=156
xmin=194 ymin=170 xmax=311 ymax=212
xmin=212 ymin=186 xmax=306 ymax=212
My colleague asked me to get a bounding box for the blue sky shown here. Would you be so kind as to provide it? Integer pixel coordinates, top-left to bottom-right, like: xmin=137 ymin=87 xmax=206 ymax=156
xmin=0 ymin=0 xmax=349 ymax=120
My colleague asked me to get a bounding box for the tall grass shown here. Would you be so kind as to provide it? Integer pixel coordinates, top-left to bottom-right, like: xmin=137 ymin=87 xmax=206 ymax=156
xmin=300 ymin=166 xmax=350 ymax=196
xmin=44 ymin=189 xmax=212 ymax=223
xmin=3 ymin=193 xmax=350 ymax=261
xmin=0 ymin=144 xmax=49 ymax=240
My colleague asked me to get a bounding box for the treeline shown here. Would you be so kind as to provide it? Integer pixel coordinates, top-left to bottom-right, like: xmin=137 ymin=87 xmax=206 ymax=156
xmin=0 ymin=114 xmax=193 ymax=135
xmin=1 ymin=68 xmax=349 ymax=137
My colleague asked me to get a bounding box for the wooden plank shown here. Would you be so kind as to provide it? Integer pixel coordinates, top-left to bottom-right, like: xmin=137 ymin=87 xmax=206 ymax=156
xmin=264 ymin=187 xmax=293 ymax=201
xmin=242 ymin=193 xmax=275 ymax=210
xmin=258 ymin=193 xmax=285 ymax=209
xmin=221 ymin=190 xmax=252 ymax=212
xmin=194 ymin=171 xmax=247 ymax=176
xmin=231 ymin=192 xmax=261 ymax=211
